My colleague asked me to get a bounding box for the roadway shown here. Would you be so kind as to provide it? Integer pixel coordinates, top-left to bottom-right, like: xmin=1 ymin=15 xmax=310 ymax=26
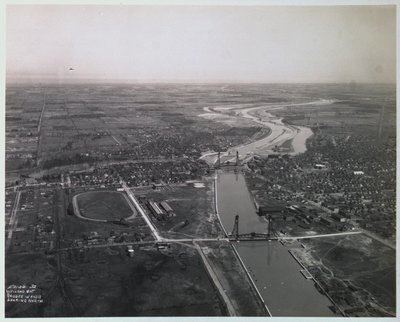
xmin=359 ymin=229 xmax=395 ymax=250
xmin=55 ymin=231 xmax=366 ymax=252
xmin=37 ymin=92 xmax=46 ymax=133
xmin=279 ymin=230 xmax=363 ymax=240
xmin=57 ymin=238 xmax=231 ymax=253
xmin=120 ymin=180 xmax=161 ymax=241
xmin=36 ymin=92 xmax=46 ymax=166
xmin=6 ymin=190 xmax=21 ymax=250
xmin=111 ymin=135 xmax=121 ymax=145
xmin=58 ymin=240 xmax=157 ymax=252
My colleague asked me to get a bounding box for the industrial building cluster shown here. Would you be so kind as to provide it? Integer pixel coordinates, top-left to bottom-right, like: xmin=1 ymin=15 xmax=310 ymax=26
xmin=145 ymin=199 xmax=176 ymax=221
xmin=246 ymin=133 xmax=396 ymax=241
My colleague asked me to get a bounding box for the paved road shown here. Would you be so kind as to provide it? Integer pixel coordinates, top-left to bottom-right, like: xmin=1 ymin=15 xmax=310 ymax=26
xmin=163 ymin=237 xmax=230 ymax=243
xmin=58 ymin=240 xmax=156 ymax=252
xmin=37 ymin=92 xmax=46 ymax=133
xmin=6 ymin=191 xmax=21 ymax=250
xmin=58 ymin=237 xmax=231 ymax=252
xmin=121 ymin=180 xmax=161 ymax=240
xmin=359 ymin=229 xmax=395 ymax=250
xmin=279 ymin=231 xmax=362 ymax=240
xmin=36 ymin=92 xmax=46 ymax=166
xmin=56 ymin=229 xmax=377 ymax=252
xmin=111 ymin=135 xmax=121 ymax=145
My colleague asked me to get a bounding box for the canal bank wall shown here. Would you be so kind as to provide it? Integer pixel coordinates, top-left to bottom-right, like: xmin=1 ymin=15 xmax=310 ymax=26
xmin=213 ymin=174 xmax=229 ymax=237
xmin=230 ymin=243 xmax=272 ymax=317
xmin=288 ymin=250 xmax=345 ymax=317
xmin=213 ymin=174 xmax=271 ymax=317
xmin=214 ymin=171 xmax=338 ymax=316
xmin=194 ymin=242 xmax=236 ymax=316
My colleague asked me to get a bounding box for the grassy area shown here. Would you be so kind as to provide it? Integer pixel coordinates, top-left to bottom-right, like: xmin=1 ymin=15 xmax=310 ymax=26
xmin=137 ymin=181 xmax=223 ymax=239
xmin=61 ymin=244 xmax=226 ymax=316
xmin=6 ymin=244 xmax=227 ymax=317
xmin=201 ymin=241 xmax=267 ymax=316
xmin=76 ymin=191 xmax=134 ymax=221
xmin=5 ymin=253 xmax=56 ymax=317
xmin=294 ymin=234 xmax=396 ymax=316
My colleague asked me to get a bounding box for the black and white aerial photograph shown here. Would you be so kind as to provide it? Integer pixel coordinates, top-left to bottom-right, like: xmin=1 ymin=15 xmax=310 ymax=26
xmin=3 ymin=2 xmax=397 ymax=319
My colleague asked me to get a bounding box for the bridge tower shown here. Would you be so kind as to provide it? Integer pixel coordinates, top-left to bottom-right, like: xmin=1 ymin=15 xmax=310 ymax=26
xmin=267 ymin=215 xmax=273 ymax=238
xmin=231 ymin=215 xmax=239 ymax=240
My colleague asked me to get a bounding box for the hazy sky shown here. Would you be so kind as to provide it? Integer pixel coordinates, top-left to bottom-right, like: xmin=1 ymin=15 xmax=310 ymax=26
xmin=6 ymin=5 xmax=396 ymax=83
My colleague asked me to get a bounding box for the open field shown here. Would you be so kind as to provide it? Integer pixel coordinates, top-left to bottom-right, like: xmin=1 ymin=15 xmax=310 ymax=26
xmin=75 ymin=191 xmax=136 ymax=221
xmin=63 ymin=243 xmax=226 ymax=317
xmin=292 ymin=234 xmax=396 ymax=316
xmin=6 ymin=84 xmax=273 ymax=178
xmin=5 ymin=253 xmax=58 ymax=317
xmin=64 ymin=187 xmax=152 ymax=245
xmin=6 ymin=243 xmax=226 ymax=317
xmin=134 ymin=180 xmax=224 ymax=240
xmin=271 ymin=84 xmax=396 ymax=137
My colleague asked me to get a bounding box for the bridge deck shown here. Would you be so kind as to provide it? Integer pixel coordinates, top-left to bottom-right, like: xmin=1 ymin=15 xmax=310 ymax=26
xmin=228 ymin=233 xmax=277 ymax=241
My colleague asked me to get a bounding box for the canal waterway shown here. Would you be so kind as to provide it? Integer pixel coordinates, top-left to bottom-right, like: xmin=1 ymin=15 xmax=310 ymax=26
xmin=216 ymin=171 xmax=268 ymax=235
xmin=216 ymin=170 xmax=336 ymax=316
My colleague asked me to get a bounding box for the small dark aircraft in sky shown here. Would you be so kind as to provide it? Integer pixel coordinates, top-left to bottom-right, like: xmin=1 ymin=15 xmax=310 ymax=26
xmin=69 ymin=67 xmax=74 ymax=71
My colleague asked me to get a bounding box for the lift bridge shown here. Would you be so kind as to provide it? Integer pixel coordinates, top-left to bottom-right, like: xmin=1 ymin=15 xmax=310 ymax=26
xmin=228 ymin=215 xmax=277 ymax=241
xmin=215 ymin=150 xmax=241 ymax=169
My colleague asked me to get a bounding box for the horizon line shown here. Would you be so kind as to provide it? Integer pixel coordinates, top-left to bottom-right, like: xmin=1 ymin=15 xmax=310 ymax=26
xmin=5 ymin=78 xmax=396 ymax=86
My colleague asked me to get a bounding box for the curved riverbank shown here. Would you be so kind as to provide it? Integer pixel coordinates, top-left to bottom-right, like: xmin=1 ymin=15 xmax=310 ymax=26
xmin=200 ymin=100 xmax=337 ymax=165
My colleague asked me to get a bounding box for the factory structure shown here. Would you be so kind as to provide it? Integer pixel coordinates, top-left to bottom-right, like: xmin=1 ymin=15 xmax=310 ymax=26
xmin=146 ymin=200 xmax=175 ymax=221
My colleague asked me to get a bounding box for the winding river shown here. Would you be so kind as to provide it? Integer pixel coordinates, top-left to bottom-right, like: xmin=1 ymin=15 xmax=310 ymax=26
xmin=200 ymin=100 xmax=337 ymax=164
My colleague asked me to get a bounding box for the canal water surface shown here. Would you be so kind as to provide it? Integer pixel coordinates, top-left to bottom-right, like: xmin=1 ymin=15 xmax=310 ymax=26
xmin=216 ymin=171 xmax=336 ymax=317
